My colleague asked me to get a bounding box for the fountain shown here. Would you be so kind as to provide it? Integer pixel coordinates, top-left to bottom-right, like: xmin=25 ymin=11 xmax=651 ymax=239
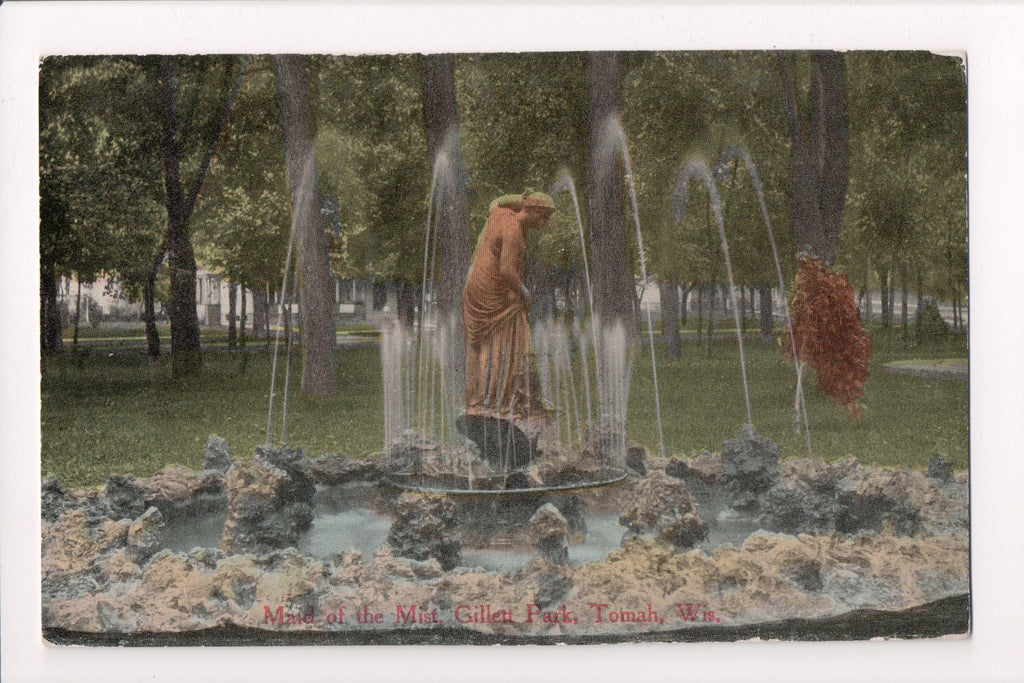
xmin=380 ymin=175 xmax=629 ymax=496
xmin=40 ymin=127 xmax=969 ymax=645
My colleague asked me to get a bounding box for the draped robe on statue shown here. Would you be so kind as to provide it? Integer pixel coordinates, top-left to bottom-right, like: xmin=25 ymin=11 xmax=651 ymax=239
xmin=463 ymin=193 xmax=554 ymax=423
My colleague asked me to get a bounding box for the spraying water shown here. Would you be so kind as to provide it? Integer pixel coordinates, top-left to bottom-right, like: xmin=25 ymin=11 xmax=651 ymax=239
xmin=599 ymin=116 xmax=667 ymax=460
xmin=673 ymin=157 xmax=754 ymax=427
xmin=550 ymin=172 xmax=600 ymax=436
xmin=266 ymin=152 xmax=318 ymax=448
xmin=382 ymin=144 xmax=632 ymax=490
xmin=549 ymin=171 xmax=633 ymax=462
xmin=714 ymin=146 xmax=812 ymax=452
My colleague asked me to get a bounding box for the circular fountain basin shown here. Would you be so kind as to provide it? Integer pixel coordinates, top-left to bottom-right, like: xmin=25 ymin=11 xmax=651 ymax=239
xmin=152 ymin=477 xmax=774 ymax=575
xmin=40 ymin=430 xmax=970 ymax=643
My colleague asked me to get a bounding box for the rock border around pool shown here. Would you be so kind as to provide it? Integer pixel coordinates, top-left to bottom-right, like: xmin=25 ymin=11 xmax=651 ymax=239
xmin=40 ymin=435 xmax=970 ymax=642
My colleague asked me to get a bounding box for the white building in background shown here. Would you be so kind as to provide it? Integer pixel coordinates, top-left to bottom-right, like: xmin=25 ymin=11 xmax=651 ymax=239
xmin=56 ymin=269 xmax=396 ymax=329
xmin=197 ymin=268 xmax=395 ymax=328
xmin=56 ymin=274 xmax=145 ymax=326
xmin=637 ymin=280 xmax=788 ymax=323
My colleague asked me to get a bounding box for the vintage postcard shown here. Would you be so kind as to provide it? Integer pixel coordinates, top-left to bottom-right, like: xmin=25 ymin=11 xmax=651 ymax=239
xmin=37 ymin=47 xmax=970 ymax=645
xmin=5 ymin=3 xmax=1024 ymax=682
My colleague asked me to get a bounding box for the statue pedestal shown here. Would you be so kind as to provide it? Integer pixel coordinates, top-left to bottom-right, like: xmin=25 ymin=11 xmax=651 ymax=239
xmin=456 ymin=414 xmax=543 ymax=473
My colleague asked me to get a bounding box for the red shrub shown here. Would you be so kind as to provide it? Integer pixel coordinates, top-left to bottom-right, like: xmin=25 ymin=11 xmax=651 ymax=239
xmin=786 ymin=259 xmax=872 ymax=417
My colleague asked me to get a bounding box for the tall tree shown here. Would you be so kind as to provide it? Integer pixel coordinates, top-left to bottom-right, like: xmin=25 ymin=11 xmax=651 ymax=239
xmin=158 ymin=55 xmax=248 ymax=376
xmin=39 ymin=176 xmax=71 ymax=352
xmin=159 ymin=56 xmax=204 ymax=376
xmin=780 ymin=52 xmax=868 ymax=428
xmin=780 ymin=51 xmax=850 ymax=266
xmin=273 ymin=54 xmax=338 ymax=397
xmin=420 ymin=53 xmax=473 ymax=394
xmin=421 ymin=54 xmax=473 ymax=319
xmin=588 ymin=51 xmax=635 ymax=330
xmin=659 ymin=280 xmax=681 ymax=359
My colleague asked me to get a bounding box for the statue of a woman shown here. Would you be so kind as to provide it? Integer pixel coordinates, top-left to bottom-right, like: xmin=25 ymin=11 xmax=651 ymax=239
xmin=463 ymin=190 xmax=555 ymax=425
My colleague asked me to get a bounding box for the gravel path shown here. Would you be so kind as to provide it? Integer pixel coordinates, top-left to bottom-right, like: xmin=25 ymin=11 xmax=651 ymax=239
xmin=883 ymin=362 xmax=968 ymax=381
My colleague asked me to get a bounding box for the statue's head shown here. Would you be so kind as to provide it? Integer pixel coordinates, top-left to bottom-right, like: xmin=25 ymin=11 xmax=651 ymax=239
xmin=491 ymin=189 xmax=555 ymax=230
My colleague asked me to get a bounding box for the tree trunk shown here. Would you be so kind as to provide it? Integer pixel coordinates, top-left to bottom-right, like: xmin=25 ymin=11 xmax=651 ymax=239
xmin=159 ymin=55 xmax=248 ymax=377
xmin=73 ymin=280 xmax=82 ymax=348
xmin=274 ymin=54 xmax=338 ymax=397
xmin=759 ymin=283 xmax=774 ymax=344
xmin=888 ymin=284 xmax=896 ymax=326
xmin=736 ymin=286 xmax=744 ymax=332
xmin=696 ymin=284 xmax=703 ymax=339
xmin=421 ymin=53 xmax=473 ymax=400
xmin=397 ymin=282 xmax=418 ymax=330
xmin=160 ymin=58 xmax=199 ymax=377
xmin=239 ymin=286 xmax=247 ymax=349
xmin=588 ymin=51 xmax=635 ymax=332
xmin=40 ymin=271 xmax=63 ymax=352
xmin=142 ymin=249 xmax=164 ymax=361
xmin=253 ymin=288 xmax=269 ymax=348
xmin=745 ymin=286 xmax=754 ymax=331
xmin=227 ymin=281 xmax=237 ymax=348
xmin=160 ymin=58 xmax=203 ymax=378
xmin=660 ymin=279 xmax=681 ymax=360
xmin=781 ymin=52 xmax=850 ymax=266
xmin=420 ymin=53 xmax=472 ymax=319
xmin=525 ymin=262 xmax=557 ymax=323
xmin=863 ymin=261 xmax=871 ymax=321
xmin=901 ymin=280 xmax=909 ymax=337
xmin=880 ymin=285 xmax=890 ymax=329
xmin=707 ymin=284 xmax=716 ymax=337
xmin=680 ymin=285 xmax=690 ymax=325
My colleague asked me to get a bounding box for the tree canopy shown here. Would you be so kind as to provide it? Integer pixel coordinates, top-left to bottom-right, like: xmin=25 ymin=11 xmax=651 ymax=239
xmin=40 ymin=51 xmax=968 ymax=344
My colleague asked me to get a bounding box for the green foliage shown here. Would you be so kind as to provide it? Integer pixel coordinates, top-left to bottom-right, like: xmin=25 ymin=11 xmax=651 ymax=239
xmin=841 ymin=52 xmax=967 ymax=301
xmin=915 ymin=302 xmax=951 ymax=340
xmin=39 ymin=56 xmax=165 ymax=290
xmin=41 ymin=51 xmax=968 ymax=336
xmin=192 ymin=56 xmax=291 ymax=292
xmin=456 ymin=53 xmax=590 ymax=280
xmin=40 ymin=55 xmax=264 ymax=302
xmin=624 ymin=52 xmax=794 ymax=288
xmin=312 ymin=55 xmax=430 ymax=285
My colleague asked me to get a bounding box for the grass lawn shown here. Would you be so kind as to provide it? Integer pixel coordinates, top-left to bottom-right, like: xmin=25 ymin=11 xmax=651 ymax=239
xmin=40 ymin=324 xmax=968 ymax=489
xmin=41 ymin=346 xmax=384 ymax=488
xmin=627 ymin=325 xmax=967 ymax=472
